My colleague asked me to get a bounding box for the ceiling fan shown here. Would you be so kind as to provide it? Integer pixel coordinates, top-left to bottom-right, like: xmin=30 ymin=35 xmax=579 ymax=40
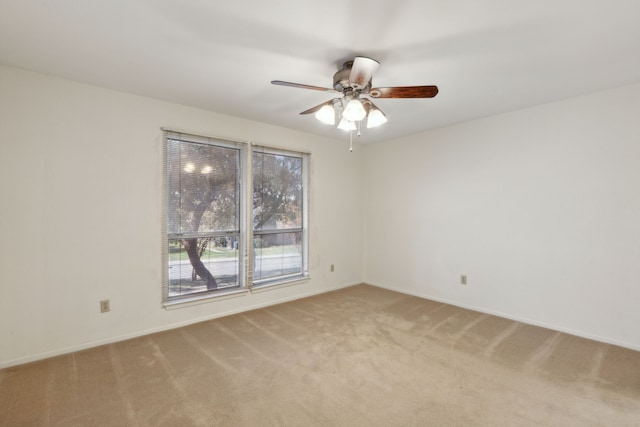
xmin=271 ymin=56 xmax=438 ymax=132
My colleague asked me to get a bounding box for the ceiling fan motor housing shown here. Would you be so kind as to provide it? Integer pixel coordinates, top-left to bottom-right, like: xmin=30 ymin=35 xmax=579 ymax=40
xmin=333 ymin=61 xmax=371 ymax=93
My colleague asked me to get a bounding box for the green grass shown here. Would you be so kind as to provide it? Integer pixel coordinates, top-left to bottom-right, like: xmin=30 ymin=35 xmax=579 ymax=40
xmin=168 ymin=244 xmax=299 ymax=261
xmin=168 ymin=247 xmax=237 ymax=261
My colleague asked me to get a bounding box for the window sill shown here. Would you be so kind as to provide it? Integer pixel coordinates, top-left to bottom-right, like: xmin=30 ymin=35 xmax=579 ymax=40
xmin=163 ymin=288 xmax=248 ymax=310
xmin=250 ymin=276 xmax=310 ymax=294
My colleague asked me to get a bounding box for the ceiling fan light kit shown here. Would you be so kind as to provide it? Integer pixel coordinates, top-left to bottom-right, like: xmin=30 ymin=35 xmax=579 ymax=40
xmin=337 ymin=117 xmax=357 ymax=131
xmin=366 ymin=107 xmax=387 ymax=128
xmin=314 ymin=104 xmax=336 ymax=125
xmin=342 ymin=97 xmax=367 ymax=121
xmin=272 ymin=56 xmax=438 ymax=143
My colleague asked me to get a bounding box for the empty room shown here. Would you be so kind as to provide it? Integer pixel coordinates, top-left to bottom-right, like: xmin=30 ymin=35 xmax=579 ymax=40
xmin=1 ymin=1 xmax=639 ymax=426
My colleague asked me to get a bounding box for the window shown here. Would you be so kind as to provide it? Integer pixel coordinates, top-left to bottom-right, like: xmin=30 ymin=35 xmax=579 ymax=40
xmin=252 ymin=147 xmax=308 ymax=286
xmin=163 ymin=132 xmax=308 ymax=304
xmin=165 ymin=133 xmax=245 ymax=301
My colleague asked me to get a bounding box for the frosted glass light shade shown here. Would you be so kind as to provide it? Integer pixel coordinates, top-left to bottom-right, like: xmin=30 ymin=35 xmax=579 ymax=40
xmin=366 ymin=108 xmax=388 ymax=128
xmin=314 ymin=104 xmax=335 ymax=125
xmin=337 ymin=117 xmax=357 ymax=131
xmin=342 ymin=99 xmax=366 ymax=121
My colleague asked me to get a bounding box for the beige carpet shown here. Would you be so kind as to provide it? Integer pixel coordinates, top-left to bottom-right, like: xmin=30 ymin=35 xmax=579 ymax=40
xmin=1 ymin=284 xmax=639 ymax=426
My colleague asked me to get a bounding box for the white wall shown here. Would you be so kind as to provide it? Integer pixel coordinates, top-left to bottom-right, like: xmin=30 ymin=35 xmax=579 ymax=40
xmin=3 ymin=63 xmax=638 ymax=367
xmin=363 ymin=83 xmax=640 ymax=350
xmin=0 ymin=65 xmax=364 ymax=367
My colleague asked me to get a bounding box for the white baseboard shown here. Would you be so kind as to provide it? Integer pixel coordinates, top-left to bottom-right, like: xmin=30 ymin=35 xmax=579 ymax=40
xmin=365 ymin=281 xmax=640 ymax=353
xmin=7 ymin=280 xmax=636 ymax=369
xmin=1 ymin=281 xmax=360 ymax=369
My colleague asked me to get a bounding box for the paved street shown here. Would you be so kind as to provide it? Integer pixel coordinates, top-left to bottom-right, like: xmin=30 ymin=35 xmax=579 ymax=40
xmin=168 ymin=253 xmax=302 ymax=281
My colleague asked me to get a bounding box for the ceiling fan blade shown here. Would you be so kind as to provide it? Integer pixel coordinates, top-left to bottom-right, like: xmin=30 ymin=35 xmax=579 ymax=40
xmin=369 ymin=86 xmax=439 ymax=98
xmin=299 ymin=99 xmax=336 ymax=115
xmin=271 ymin=80 xmax=336 ymax=92
xmin=349 ymin=57 xmax=380 ymax=89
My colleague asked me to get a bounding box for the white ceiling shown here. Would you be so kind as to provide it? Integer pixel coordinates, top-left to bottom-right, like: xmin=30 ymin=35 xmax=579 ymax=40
xmin=1 ymin=0 xmax=639 ymax=143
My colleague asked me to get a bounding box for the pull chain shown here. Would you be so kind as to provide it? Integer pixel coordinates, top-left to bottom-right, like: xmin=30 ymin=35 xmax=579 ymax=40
xmin=349 ymin=122 xmax=362 ymax=152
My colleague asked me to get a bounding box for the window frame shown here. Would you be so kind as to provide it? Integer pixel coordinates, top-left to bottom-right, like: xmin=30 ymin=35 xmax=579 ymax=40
xmin=162 ymin=130 xmax=248 ymax=306
xmin=250 ymin=145 xmax=310 ymax=289
xmin=162 ymin=131 xmax=309 ymax=307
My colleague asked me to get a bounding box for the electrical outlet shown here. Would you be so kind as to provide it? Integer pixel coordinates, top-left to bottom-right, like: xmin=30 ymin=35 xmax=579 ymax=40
xmin=100 ymin=299 xmax=110 ymax=313
xmin=460 ymin=275 xmax=467 ymax=285
xmin=330 ymin=264 xmax=335 ymax=272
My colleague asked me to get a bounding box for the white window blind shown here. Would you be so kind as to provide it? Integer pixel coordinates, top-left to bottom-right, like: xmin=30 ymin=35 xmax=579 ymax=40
xmin=252 ymin=146 xmax=309 ymax=286
xmin=165 ymin=132 xmax=245 ymax=300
